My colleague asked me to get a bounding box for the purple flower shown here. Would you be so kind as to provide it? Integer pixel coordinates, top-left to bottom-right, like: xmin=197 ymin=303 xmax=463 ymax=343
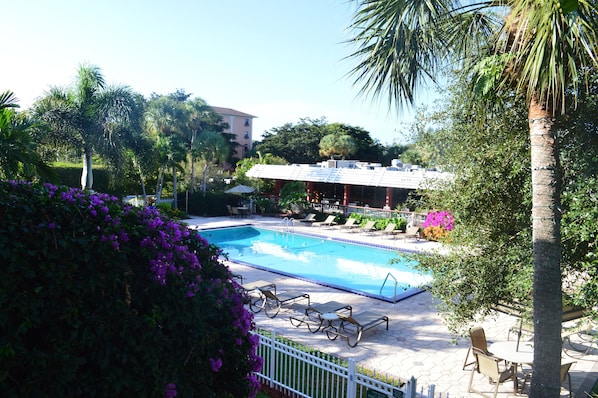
xmin=422 ymin=210 xmax=455 ymax=231
xmin=209 ymin=357 xmax=223 ymax=372
xmin=164 ymin=383 xmax=177 ymax=398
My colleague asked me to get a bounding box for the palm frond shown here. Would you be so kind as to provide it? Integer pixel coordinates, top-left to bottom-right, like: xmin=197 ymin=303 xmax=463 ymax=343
xmin=501 ymin=0 xmax=598 ymax=113
xmin=346 ymin=0 xmax=458 ymax=110
xmin=0 ymin=90 xmax=20 ymax=109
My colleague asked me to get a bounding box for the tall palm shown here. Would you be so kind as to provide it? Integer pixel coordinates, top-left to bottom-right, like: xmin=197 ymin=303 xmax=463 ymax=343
xmin=193 ymin=130 xmax=230 ymax=196
xmin=33 ymin=64 xmax=138 ymax=190
xmin=346 ymin=0 xmax=598 ymax=395
xmin=184 ymin=98 xmax=223 ymax=194
xmin=145 ymin=95 xmax=187 ymax=204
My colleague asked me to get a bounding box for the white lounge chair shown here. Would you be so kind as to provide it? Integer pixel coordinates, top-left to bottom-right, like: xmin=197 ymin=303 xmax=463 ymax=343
xmin=313 ymin=215 xmax=337 ymax=228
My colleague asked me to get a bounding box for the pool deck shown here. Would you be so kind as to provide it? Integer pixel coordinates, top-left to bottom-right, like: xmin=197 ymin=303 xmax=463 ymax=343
xmin=187 ymin=215 xmax=598 ymax=397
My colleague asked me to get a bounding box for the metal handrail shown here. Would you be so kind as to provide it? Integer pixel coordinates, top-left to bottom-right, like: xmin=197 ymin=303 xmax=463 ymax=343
xmin=380 ymin=272 xmax=399 ymax=304
xmin=280 ymin=217 xmax=293 ymax=233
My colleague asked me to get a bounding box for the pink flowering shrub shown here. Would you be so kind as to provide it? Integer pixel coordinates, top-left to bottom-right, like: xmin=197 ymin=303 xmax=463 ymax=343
xmin=421 ymin=210 xmax=455 ymax=241
xmin=0 ymin=181 xmax=261 ymax=397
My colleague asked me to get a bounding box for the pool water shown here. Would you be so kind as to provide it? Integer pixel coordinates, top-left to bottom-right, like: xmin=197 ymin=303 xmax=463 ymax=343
xmin=199 ymin=226 xmax=431 ymax=302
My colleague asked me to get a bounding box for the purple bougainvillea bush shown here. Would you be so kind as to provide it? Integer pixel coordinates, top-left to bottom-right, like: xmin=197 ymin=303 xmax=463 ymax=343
xmin=0 ymin=181 xmax=262 ymax=398
xmin=421 ymin=210 xmax=455 ymax=241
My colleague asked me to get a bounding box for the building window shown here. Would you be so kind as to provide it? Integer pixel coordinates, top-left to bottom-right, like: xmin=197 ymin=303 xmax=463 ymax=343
xmin=244 ymin=118 xmax=250 ymax=126
xmin=244 ymin=131 xmax=249 ymax=139
xmin=244 ymin=145 xmax=249 ymax=152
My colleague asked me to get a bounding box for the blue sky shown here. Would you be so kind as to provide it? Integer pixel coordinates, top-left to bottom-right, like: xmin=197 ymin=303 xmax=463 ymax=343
xmin=3 ymin=0 xmax=439 ymax=144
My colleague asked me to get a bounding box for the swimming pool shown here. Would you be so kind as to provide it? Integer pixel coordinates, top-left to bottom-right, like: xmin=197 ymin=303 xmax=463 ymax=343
xmin=199 ymin=226 xmax=431 ymax=302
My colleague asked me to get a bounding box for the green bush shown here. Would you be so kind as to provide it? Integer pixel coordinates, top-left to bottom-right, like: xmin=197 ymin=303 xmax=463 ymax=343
xmin=185 ymin=191 xmax=231 ymax=216
xmin=0 ymin=180 xmax=261 ymax=397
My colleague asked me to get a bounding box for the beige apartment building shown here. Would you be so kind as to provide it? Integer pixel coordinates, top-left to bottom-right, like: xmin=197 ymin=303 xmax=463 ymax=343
xmin=210 ymin=106 xmax=256 ymax=160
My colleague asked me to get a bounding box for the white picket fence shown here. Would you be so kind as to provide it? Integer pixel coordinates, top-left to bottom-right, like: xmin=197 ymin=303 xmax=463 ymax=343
xmin=253 ymin=328 xmax=442 ymax=398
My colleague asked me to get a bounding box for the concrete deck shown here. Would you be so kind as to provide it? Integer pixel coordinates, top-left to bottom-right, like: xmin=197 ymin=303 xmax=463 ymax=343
xmin=186 ymin=215 xmax=598 ymax=397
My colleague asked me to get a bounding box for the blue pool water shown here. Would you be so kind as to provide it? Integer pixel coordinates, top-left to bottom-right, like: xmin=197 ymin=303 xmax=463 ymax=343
xmin=199 ymin=226 xmax=431 ymax=302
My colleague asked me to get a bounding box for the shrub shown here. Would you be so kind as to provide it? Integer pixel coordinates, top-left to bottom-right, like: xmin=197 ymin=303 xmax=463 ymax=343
xmin=0 ymin=180 xmax=261 ymax=397
xmin=185 ymin=191 xmax=229 ymax=216
xmin=421 ymin=210 xmax=454 ymax=241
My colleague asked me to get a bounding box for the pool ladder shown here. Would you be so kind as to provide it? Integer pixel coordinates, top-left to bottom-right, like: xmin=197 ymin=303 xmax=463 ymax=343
xmin=380 ymin=272 xmax=399 ymax=304
xmin=279 ymin=217 xmax=294 ymax=233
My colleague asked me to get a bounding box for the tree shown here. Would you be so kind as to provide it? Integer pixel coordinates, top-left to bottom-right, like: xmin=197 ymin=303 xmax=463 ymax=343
xmin=254 ymin=117 xmax=329 ymax=164
xmin=253 ymin=118 xmax=383 ymax=164
xmin=193 ymin=130 xmax=230 ymax=195
xmin=33 ymin=64 xmax=139 ymax=190
xmin=184 ymin=98 xmax=225 ymax=194
xmin=0 ymin=91 xmax=55 ymax=181
xmin=326 ymin=123 xmax=383 ymax=162
xmin=318 ymin=133 xmax=357 ymax=159
xmin=347 ymin=0 xmax=598 ymax=394
xmin=234 ymin=151 xmax=288 ymax=194
xmin=145 ymin=95 xmax=187 ymax=203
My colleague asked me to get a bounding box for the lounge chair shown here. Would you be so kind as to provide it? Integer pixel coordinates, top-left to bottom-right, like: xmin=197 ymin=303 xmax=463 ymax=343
xmin=378 ymin=223 xmax=397 ymax=238
xmin=293 ymin=213 xmax=317 ymax=224
xmin=325 ymin=311 xmax=389 ymax=347
xmin=313 ymin=215 xmax=337 ymax=228
xmin=256 ymin=288 xmax=310 ymax=318
xmin=289 ymin=300 xmax=353 ymax=333
xmin=400 ymin=225 xmax=420 ymax=241
xmin=337 ymin=218 xmax=360 ymax=232
xmin=360 ymin=220 xmax=377 ymax=234
xmin=241 ymin=280 xmax=277 ymax=313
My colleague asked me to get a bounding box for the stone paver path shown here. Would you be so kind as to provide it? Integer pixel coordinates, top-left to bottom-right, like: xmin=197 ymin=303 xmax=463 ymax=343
xmin=188 ymin=215 xmax=598 ymax=397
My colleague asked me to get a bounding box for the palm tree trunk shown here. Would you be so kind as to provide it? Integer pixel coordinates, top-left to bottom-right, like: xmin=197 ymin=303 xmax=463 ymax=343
xmin=81 ymin=149 xmax=93 ymax=190
xmin=528 ymin=98 xmax=563 ymax=397
xmin=190 ymin=129 xmax=197 ymax=195
xmin=202 ymin=163 xmax=208 ymax=197
xmin=156 ymin=167 xmax=164 ymax=202
xmin=172 ymin=165 xmax=178 ymax=210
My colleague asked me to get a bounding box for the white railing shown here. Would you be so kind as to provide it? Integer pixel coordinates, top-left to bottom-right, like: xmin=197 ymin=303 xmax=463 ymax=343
xmin=253 ymin=328 xmax=439 ymax=398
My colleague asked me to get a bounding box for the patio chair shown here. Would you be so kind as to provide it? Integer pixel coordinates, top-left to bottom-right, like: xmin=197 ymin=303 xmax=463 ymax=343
xmin=313 ymin=215 xmax=337 ymax=228
xmin=337 ymin=218 xmax=359 ymax=231
xmin=378 ymin=223 xmax=397 ymax=238
xmin=231 ymin=206 xmax=239 ymax=218
xmin=521 ymin=362 xmax=575 ymax=398
xmin=463 ymin=326 xmax=495 ymax=370
xmin=256 ymin=288 xmax=310 ymax=318
xmin=360 ymin=220 xmax=377 ymax=234
xmin=325 ymin=311 xmax=389 ymax=347
xmin=289 ymin=300 xmax=352 ymax=333
xmin=467 ymin=347 xmax=516 ymax=398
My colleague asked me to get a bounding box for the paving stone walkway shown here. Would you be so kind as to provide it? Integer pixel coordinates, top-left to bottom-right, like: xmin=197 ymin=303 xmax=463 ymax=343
xmin=187 ymin=215 xmax=598 ymax=397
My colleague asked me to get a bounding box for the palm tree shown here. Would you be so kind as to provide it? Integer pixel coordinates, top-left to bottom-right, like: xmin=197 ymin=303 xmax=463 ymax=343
xmin=33 ymin=64 xmax=138 ymax=190
xmin=346 ymin=0 xmax=597 ymax=395
xmin=145 ymin=95 xmax=187 ymax=204
xmin=319 ymin=133 xmax=357 ymax=160
xmin=184 ymin=98 xmax=223 ymax=194
xmin=0 ymin=91 xmax=55 ymax=181
xmin=193 ymin=130 xmax=230 ymax=195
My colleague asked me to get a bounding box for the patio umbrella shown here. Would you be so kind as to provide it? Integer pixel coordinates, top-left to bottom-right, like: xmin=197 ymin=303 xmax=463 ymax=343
xmin=225 ymin=184 xmax=254 ymax=194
